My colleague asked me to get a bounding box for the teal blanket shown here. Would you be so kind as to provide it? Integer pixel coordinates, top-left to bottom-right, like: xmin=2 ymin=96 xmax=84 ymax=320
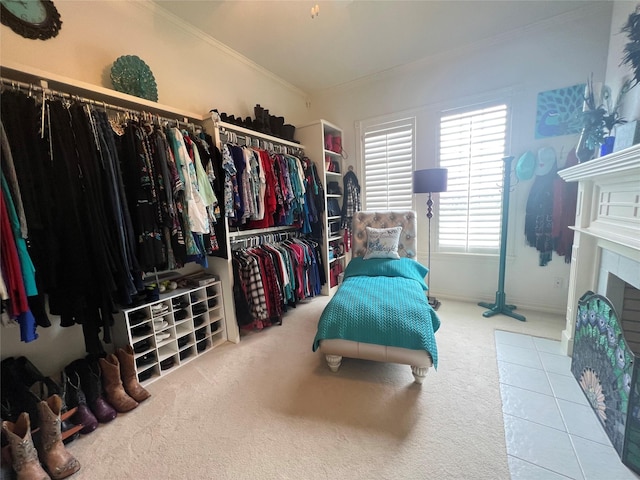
xmin=313 ymin=257 xmax=440 ymax=368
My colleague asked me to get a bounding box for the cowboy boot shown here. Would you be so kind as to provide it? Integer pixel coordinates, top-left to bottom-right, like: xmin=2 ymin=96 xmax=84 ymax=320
xmin=13 ymin=357 xmax=79 ymax=441
xmin=72 ymin=358 xmax=117 ymax=423
xmin=36 ymin=395 xmax=80 ymax=479
xmin=54 ymin=372 xmax=82 ymax=445
xmin=98 ymin=355 xmax=138 ymax=413
xmin=62 ymin=369 xmax=98 ymax=435
xmin=1 ymin=357 xmax=41 ymax=429
xmin=115 ymin=345 xmax=151 ymax=402
xmin=1 ymin=413 xmax=50 ymax=480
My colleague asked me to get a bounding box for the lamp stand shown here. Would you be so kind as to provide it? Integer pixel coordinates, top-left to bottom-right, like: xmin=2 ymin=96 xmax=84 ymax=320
xmin=426 ymin=192 xmax=440 ymax=310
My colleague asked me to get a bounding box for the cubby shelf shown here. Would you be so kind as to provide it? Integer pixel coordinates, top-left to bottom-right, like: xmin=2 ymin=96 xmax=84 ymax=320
xmin=115 ymin=281 xmax=226 ymax=385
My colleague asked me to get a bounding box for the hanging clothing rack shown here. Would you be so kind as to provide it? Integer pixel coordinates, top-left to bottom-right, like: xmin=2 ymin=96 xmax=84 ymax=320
xmin=230 ymin=229 xmax=303 ymax=248
xmin=228 ymin=225 xmax=300 ymax=240
xmin=218 ymin=128 xmax=304 ymax=157
xmin=0 ymin=76 xmax=199 ymax=131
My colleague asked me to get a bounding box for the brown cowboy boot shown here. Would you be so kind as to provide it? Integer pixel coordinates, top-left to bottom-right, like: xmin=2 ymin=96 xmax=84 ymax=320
xmin=1 ymin=413 xmax=51 ymax=480
xmin=98 ymin=355 xmax=138 ymax=412
xmin=115 ymin=345 xmax=151 ymax=402
xmin=36 ymin=395 xmax=80 ymax=479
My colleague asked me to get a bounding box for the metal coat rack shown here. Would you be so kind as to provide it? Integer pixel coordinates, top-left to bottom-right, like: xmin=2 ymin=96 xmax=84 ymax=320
xmin=477 ymin=155 xmax=526 ymax=322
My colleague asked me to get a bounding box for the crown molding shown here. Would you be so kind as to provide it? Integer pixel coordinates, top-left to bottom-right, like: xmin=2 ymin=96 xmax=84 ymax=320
xmin=313 ymin=1 xmax=613 ymax=97
xmin=134 ymin=0 xmax=308 ymax=99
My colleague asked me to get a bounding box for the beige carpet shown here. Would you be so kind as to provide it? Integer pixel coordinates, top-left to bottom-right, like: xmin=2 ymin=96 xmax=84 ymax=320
xmin=63 ymin=297 xmax=564 ymax=480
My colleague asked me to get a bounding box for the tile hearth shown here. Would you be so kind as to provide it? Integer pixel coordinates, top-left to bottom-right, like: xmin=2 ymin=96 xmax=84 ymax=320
xmin=495 ymin=330 xmax=639 ymax=479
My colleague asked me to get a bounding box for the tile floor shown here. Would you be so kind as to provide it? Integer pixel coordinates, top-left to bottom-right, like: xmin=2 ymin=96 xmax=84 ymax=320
xmin=495 ymin=330 xmax=640 ymax=480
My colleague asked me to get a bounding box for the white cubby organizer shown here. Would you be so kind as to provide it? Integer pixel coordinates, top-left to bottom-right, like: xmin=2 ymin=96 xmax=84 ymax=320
xmin=114 ymin=281 xmax=226 ymax=385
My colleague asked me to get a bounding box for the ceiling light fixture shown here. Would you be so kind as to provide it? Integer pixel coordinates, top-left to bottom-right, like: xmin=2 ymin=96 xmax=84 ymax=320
xmin=311 ymin=4 xmax=319 ymax=19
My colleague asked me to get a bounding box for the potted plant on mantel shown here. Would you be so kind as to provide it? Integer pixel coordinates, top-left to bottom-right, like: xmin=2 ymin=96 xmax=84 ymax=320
xmin=575 ymin=76 xmax=630 ymax=162
xmin=600 ymin=79 xmax=632 ymax=156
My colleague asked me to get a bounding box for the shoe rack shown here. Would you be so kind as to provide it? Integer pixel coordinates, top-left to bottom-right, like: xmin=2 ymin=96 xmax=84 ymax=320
xmin=113 ymin=282 xmax=226 ymax=385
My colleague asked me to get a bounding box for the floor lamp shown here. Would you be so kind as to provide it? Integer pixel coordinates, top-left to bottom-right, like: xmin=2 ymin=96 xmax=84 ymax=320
xmin=413 ymin=168 xmax=448 ymax=311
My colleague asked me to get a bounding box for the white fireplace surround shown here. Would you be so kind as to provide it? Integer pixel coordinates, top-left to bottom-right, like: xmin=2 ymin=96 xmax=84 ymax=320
xmin=558 ymin=144 xmax=640 ymax=356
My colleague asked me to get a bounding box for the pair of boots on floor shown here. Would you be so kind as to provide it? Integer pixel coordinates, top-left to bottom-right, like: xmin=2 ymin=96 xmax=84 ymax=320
xmin=1 ymin=356 xmax=78 ymax=440
xmin=65 ymin=346 xmax=150 ymax=434
xmin=2 ymin=394 xmax=80 ymax=480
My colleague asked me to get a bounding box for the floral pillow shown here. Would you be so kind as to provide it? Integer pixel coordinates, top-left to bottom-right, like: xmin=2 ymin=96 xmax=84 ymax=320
xmin=363 ymin=226 xmax=402 ymax=260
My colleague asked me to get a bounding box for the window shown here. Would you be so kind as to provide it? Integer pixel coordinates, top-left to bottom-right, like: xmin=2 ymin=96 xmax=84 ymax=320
xmin=362 ymin=119 xmax=414 ymax=210
xmin=438 ymin=104 xmax=508 ymax=254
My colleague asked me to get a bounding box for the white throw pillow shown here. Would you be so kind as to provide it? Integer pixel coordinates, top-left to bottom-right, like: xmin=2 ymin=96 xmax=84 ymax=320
xmin=363 ymin=226 xmax=402 ymax=260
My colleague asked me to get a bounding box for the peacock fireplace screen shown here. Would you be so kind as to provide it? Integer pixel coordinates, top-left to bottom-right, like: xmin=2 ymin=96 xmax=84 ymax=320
xmin=571 ymin=291 xmax=640 ymax=474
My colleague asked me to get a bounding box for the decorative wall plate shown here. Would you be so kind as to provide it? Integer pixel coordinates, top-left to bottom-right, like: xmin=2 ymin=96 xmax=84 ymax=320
xmin=110 ymin=55 xmax=158 ymax=102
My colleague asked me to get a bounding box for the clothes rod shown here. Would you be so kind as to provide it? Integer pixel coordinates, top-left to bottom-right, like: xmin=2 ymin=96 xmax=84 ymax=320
xmin=219 ymin=130 xmax=302 ymax=156
xmin=230 ymin=229 xmax=303 ymax=247
xmin=228 ymin=225 xmax=300 ymax=239
xmin=1 ymin=76 xmax=200 ymax=130
xmin=0 ymin=78 xmax=202 ymax=131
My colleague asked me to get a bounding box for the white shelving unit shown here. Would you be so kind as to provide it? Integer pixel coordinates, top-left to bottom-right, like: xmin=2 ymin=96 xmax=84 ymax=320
xmin=115 ymin=281 xmax=226 ymax=385
xmin=297 ymin=120 xmax=349 ymax=296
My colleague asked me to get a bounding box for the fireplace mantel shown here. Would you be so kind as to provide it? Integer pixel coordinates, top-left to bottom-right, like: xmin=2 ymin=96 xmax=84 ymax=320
xmin=559 ymin=144 xmax=640 ymax=182
xmin=558 ymin=144 xmax=640 ymax=355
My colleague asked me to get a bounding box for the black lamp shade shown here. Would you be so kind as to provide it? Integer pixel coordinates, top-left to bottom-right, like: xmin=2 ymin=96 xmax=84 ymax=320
xmin=413 ymin=168 xmax=448 ymax=193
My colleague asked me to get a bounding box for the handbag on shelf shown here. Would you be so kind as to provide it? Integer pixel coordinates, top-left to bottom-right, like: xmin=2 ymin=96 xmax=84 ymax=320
xmin=329 ymin=261 xmax=343 ymax=288
xmin=327 ymin=198 xmax=341 ymax=217
xmin=327 ymin=181 xmax=341 ymax=195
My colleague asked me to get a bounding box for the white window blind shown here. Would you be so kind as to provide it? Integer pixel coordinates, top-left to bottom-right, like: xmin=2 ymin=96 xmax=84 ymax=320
xmin=438 ymin=104 xmax=508 ymax=254
xmin=363 ymin=119 xmax=414 ymax=211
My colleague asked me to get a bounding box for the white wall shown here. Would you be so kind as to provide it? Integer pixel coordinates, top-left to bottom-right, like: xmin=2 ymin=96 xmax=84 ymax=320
xmin=307 ymin=2 xmax=615 ymax=315
xmin=0 ymin=1 xmax=309 ymax=123
xmin=605 ymin=1 xmax=640 ymax=122
xmin=0 ymin=1 xmax=621 ymax=371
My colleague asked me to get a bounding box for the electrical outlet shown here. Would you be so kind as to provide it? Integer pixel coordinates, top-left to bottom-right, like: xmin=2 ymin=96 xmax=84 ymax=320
xmin=554 ymin=277 xmax=563 ymax=289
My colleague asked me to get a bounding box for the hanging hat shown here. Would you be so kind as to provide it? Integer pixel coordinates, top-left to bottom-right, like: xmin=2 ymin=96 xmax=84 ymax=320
xmin=515 ymin=151 xmax=536 ymax=181
xmin=536 ymin=146 xmax=557 ymax=176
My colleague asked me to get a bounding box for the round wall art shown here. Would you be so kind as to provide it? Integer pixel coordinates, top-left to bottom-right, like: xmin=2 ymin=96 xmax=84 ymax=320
xmin=110 ymin=55 xmax=158 ymax=102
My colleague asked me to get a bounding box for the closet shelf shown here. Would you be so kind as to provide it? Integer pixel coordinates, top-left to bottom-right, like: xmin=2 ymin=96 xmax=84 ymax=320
xmin=214 ymin=119 xmax=305 ymax=150
xmin=324 ymin=150 xmax=342 ymax=158
xmin=0 ymin=61 xmax=205 ymax=123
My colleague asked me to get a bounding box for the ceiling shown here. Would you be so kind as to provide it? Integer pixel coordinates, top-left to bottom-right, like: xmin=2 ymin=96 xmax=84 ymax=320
xmin=152 ymin=0 xmax=603 ymax=93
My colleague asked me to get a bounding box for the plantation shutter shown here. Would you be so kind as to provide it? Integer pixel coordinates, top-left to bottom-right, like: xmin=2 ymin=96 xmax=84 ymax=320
xmin=438 ymin=104 xmax=508 ymax=253
xmin=363 ymin=119 xmax=414 ymax=210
